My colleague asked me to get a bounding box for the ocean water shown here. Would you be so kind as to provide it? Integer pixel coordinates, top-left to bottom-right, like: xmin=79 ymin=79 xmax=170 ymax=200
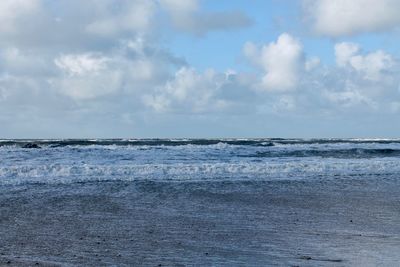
xmin=1 ymin=139 xmax=400 ymax=265
xmin=1 ymin=138 xmax=400 ymax=186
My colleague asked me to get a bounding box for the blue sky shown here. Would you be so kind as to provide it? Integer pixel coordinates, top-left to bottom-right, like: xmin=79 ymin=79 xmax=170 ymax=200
xmin=0 ymin=0 xmax=400 ymax=138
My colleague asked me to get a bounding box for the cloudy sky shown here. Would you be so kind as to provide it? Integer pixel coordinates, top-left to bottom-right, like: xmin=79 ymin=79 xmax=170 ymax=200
xmin=1 ymin=0 xmax=400 ymax=138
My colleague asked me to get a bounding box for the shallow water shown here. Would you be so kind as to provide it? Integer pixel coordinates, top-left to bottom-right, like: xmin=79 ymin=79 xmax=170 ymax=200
xmin=1 ymin=139 xmax=400 ymax=266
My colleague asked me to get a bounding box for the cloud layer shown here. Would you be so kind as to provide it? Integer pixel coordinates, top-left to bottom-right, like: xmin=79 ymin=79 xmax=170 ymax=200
xmin=0 ymin=0 xmax=399 ymax=137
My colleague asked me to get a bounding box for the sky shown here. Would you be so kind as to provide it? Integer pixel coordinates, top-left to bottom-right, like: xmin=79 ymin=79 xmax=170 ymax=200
xmin=1 ymin=0 xmax=400 ymax=138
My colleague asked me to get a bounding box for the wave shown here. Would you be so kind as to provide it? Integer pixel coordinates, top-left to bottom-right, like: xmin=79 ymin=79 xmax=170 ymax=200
xmin=241 ymin=148 xmax=400 ymax=159
xmin=1 ymin=138 xmax=400 ymax=148
xmin=0 ymin=139 xmax=274 ymax=148
xmin=0 ymin=160 xmax=399 ymax=185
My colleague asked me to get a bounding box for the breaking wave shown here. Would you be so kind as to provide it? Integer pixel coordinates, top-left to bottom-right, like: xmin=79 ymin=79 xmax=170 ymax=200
xmin=1 ymin=139 xmax=400 ymax=186
xmin=1 ymin=138 xmax=400 ymax=148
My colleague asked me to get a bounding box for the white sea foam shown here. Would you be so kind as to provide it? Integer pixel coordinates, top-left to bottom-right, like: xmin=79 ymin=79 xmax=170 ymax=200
xmin=0 ymin=159 xmax=399 ymax=185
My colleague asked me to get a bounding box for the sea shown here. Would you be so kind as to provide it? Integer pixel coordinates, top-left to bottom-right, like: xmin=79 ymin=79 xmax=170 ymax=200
xmin=1 ymin=138 xmax=400 ymax=185
xmin=1 ymin=139 xmax=400 ymax=266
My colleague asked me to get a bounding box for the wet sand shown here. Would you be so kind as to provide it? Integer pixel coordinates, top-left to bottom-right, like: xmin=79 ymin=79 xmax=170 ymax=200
xmin=1 ymin=178 xmax=400 ymax=266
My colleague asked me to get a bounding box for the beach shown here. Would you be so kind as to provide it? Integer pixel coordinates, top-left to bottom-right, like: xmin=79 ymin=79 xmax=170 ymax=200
xmin=1 ymin=177 xmax=400 ymax=266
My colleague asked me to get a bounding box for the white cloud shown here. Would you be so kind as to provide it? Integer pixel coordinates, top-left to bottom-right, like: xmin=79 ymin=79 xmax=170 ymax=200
xmin=244 ymin=33 xmax=304 ymax=92
xmin=52 ymin=46 xmax=166 ymax=101
xmin=142 ymin=67 xmax=256 ymax=114
xmin=335 ymin=42 xmax=395 ymax=81
xmin=0 ymin=0 xmax=159 ymax=49
xmin=302 ymin=42 xmax=400 ymax=112
xmin=335 ymin=42 xmax=360 ymax=67
xmin=350 ymin=51 xmax=394 ymax=81
xmin=55 ymin=53 xmax=109 ymax=76
xmin=243 ymin=36 xmax=400 ymax=114
xmin=303 ymin=0 xmax=400 ymax=36
xmin=323 ymin=89 xmax=377 ymax=109
xmin=54 ymin=53 xmax=121 ymax=100
xmin=143 ymin=67 xmax=224 ymax=113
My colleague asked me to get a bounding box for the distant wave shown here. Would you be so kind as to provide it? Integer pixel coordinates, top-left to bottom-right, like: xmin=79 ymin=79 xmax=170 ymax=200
xmin=0 ymin=139 xmax=273 ymax=148
xmin=240 ymin=148 xmax=400 ymax=159
xmin=1 ymin=138 xmax=400 ymax=148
